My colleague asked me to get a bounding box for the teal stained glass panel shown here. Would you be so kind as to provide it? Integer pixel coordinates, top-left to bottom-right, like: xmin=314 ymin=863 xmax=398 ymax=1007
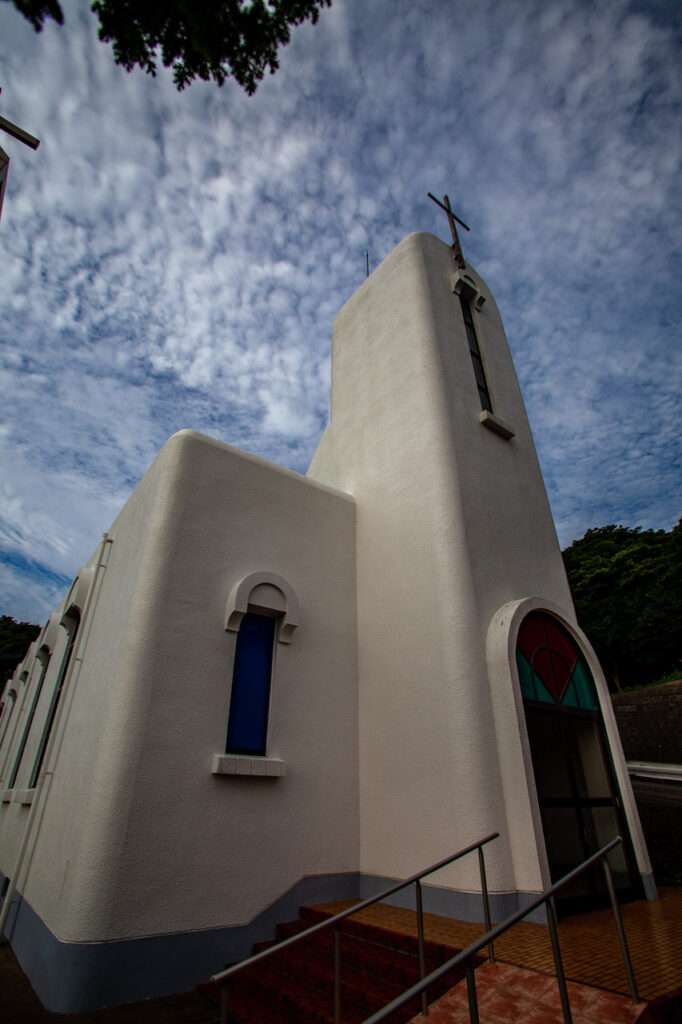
xmin=570 ymin=657 xmax=597 ymax=710
xmin=517 ymin=650 xmax=555 ymax=704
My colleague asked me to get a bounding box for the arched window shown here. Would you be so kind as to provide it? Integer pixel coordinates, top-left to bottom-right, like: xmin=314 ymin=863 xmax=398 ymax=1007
xmin=0 ymin=687 xmax=17 ymax=756
xmin=29 ymin=609 xmax=80 ymax=789
xmin=8 ymin=646 xmax=51 ymax=789
xmin=216 ymin=572 xmax=299 ymax=775
xmin=516 ymin=610 xmax=642 ymax=912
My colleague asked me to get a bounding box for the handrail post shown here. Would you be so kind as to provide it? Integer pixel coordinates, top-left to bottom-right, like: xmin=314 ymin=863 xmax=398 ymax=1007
xmin=546 ymin=898 xmax=572 ymax=1024
xmin=465 ymin=959 xmax=479 ymax=1024
xmin=207 ymin=832 xmax=501 ymax=1022
xmin=602 ymin=857 xmax=639 ymax=1004
xmin=334 ymin=924 xmax=341 ymax=1024
xmin=477 ymin=844 xmax=495 ymax=963
xmin=415 ymin=880 xmax=428 ymax=1017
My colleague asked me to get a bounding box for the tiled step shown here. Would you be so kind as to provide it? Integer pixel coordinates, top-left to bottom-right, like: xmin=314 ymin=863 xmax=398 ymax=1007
xmin=256 ymin=918 xmax=460 ymax=988
xmin=300 ymin=906 xmax=467 ymax=964
xmin=245 ymin=944 xmax=447 ymax=1020
xmin=235 ymin=959 xmax=417 ymax=1024
xmin=213 ymin=904 xmax=481 ymax=1024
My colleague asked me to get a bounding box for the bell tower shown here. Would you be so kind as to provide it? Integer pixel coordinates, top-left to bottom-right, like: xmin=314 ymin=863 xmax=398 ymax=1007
xmin=308 ymin=228 xmax=653 ymax=913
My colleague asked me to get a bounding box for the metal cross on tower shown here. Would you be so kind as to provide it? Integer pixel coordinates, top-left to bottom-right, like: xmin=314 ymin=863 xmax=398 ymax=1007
xmin=0 ymin=88 xmax=40 ymax=226
xmin=428 ymin=192 xmax=470 ymax=270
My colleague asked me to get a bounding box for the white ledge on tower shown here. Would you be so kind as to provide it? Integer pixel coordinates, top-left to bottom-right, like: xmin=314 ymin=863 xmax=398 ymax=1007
xmin=212 ymin=754 xmax=286 ymax=777
xmin=479 ymin=410 xmax=515 ymax=440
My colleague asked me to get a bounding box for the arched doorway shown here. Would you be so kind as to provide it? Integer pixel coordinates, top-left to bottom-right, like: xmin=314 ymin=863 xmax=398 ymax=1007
xmin=516 ymin=611 xmax=643 ymax=914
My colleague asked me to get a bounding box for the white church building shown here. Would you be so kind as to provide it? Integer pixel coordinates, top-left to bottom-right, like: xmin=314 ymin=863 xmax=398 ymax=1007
xmin=0 ymin=230 xmax=654 ymax=1012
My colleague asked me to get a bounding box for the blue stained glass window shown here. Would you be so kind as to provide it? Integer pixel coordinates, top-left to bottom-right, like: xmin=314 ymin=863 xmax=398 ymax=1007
xmin=226 ymin=613 xmax=276 ymax=755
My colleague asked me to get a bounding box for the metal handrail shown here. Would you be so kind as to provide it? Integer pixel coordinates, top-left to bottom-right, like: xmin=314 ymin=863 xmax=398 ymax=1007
xmin=360 ymin=836 xmax=639 ymax=1024
xmin=210 ymin=831 xmax=500 ymax=1024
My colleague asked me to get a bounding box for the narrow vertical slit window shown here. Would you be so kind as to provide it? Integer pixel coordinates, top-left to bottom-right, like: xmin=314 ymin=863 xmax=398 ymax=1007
xmin=459 ymin=294 xmax=493 ymax=413
xmin=226 ymin=612 xmax=277 ymax=756
xmin=30 ymin=610 xmax=80 ymax=788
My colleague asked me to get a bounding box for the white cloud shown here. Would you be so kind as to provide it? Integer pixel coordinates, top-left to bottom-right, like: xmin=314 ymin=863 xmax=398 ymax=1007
xmin=1 ymin=0 xmax=680 ymax=620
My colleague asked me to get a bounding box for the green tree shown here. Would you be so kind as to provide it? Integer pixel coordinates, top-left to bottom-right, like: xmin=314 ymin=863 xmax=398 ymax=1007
xmin=6 ymin=0 xmax=332 ymax=91
xmin=562 ymin=519 xmax=682 ymax=691
xmin=0 ymin=615 xmax=41 ymax=683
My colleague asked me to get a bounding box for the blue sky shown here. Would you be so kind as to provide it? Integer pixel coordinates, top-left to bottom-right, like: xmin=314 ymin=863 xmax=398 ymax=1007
xmin=1 ymin=0 xmax=681 ymax=623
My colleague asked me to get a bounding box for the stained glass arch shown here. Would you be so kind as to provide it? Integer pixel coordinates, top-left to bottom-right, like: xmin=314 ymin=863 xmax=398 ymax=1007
xmin=516 ymin=611 xmax=596 ymax=711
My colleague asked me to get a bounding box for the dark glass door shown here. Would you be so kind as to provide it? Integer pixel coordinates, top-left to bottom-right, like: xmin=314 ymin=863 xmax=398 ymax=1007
xmin=525 ymin=703 xmax=643 ymax=915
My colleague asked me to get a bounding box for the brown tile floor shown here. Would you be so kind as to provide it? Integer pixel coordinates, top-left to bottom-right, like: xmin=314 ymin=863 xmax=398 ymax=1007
xmin=408 ymin=961 xmax=648 ymax=1024
xmin=315 ymin=885 xmax=682 ymax=1004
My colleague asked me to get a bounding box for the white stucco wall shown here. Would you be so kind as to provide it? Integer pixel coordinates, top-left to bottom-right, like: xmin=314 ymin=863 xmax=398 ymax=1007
xmin=309 ymin=232 xmax=575 ymax=898
xmin=2 ymin=431 xmax=359 ymax=943
xmin=0 ymin=231 xmax=653 ymax=980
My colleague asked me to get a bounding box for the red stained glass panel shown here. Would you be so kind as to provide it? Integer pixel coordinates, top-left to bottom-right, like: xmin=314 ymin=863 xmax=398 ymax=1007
xmin=517 ymin=612 xmax=579 ymax=703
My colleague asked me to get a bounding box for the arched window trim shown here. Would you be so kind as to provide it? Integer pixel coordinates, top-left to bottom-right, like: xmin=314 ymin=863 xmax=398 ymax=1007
xmin=485 ymin=597 xmax=654 ymax=888
xmin=28 ymin=598 xmax=84 ymax=791
xmin=225 ymin=571 xmax=299 ymax=644
xmin=0 ymin=688 xmax=17 ymax=758
xmin=513 ymin=606 xmax=647 ymax=909
xmin=0 ymin=658 xmax=32 ymax=785
xmin=0 ymin=613 xmax=61 ymax=789
xmin=38 ymin=613 xmax=62 ymax=655
xmin=8 ymin=645 xmax=52 ymax=790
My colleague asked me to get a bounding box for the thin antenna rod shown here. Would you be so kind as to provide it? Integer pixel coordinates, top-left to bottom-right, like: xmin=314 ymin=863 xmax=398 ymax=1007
xmin=366 ymin=251 xmax=369 ymax=279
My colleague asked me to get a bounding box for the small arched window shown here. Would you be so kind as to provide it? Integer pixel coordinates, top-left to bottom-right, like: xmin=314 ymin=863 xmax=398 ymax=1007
xmin=8 ymin=646 xmax=51 ymax=789
xmin=216 ymin=572 xmax=299 ymax=776
xmin=29 ymin=608 xmax=80 ymax=788
xmin=0 ymin=687 xmax=17 ymax=755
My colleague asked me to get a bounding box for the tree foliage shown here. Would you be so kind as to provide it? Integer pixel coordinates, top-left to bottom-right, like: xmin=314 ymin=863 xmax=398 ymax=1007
xmin=562 ymin=519 xmax=682 ymax=692
xmin=0 ymin=615 xmax=41 ymax=683
xmin=6 ymin=0 xmax=332 ymax=91
xmin=8 ymin=0 xmax=62 ymax=31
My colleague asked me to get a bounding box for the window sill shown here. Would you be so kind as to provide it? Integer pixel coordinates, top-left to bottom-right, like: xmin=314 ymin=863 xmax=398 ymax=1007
xmin=479 ymin=410 xmax=515 ymax=440
xmin=1 ymin=788 xmax=35 ymax=805
xmin=212 ymin=754 xmax=286 ymax=778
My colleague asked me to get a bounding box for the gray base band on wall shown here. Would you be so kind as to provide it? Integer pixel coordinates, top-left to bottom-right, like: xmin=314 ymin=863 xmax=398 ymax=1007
xmin=358 ymin=873 xmax=549 ymax=925
xmin=3 ymin=872 xmax=359 ymax=1012
xmin=4 ymin=871 xmax=559 ymax=1013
